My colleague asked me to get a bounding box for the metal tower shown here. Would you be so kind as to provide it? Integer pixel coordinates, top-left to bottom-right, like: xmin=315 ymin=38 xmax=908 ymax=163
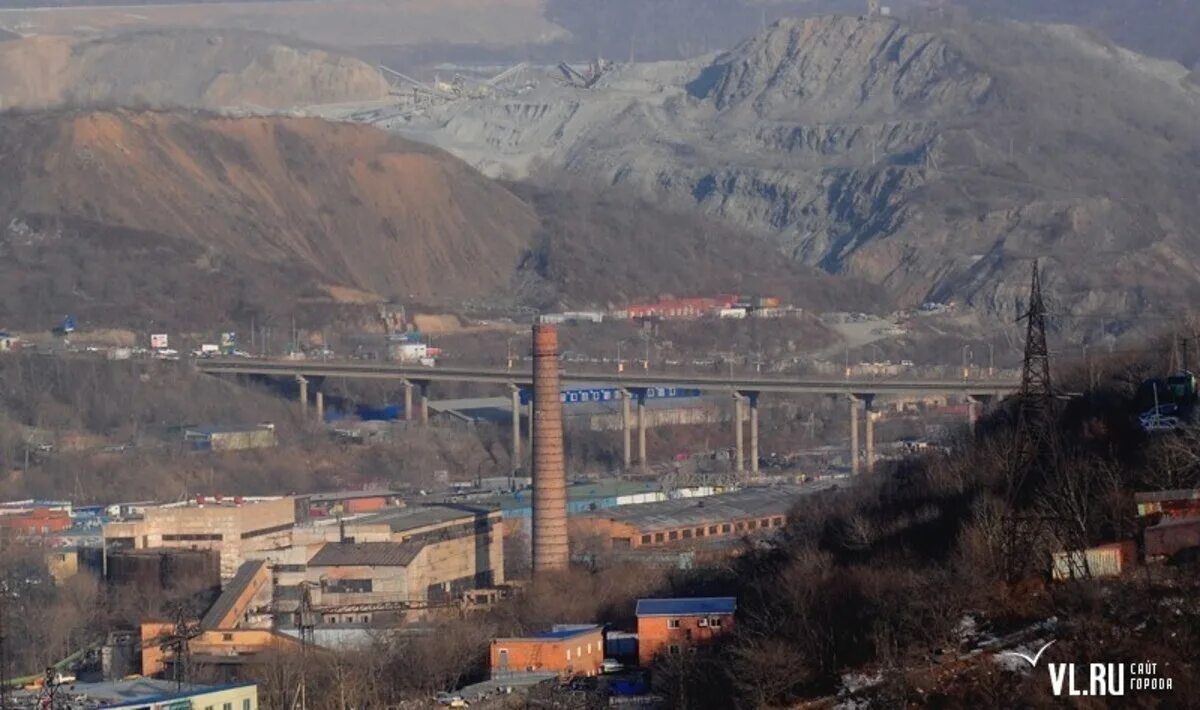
xmin=1018 ymin=260 xmax=1053 ymax=413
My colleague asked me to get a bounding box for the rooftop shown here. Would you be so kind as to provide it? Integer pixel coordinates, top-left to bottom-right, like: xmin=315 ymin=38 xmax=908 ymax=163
xmin=494 ymin=624 xmax=601 ymax=643
xmin=308 ymin=540 xmax=425 ymax=567
xmin=185 ymin=423 xmax=274 ymax=435
xmin=579 ymin=483 xmax=839 ymax=529
xmin=349 ymin=503 xmax=498 ymax=533
xmin=302 ymin=489 xmax=400 ymax=503
xmin=636 ymin=597 xmax=737 ymax=617
xmin=201 ymin=560 xmax=267 ymax=630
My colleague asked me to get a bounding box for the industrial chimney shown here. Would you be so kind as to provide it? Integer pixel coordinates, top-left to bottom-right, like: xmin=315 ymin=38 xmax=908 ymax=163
xmin=531 ymin=323 xmax=569 ymax=573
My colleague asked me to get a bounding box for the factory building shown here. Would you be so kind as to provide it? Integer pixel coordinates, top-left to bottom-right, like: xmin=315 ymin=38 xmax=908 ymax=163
xmin=103 ymin=497 xmax=295 ymax=579
xmin=273 ymin=504 xmax=505 ymax=619
xmin=141 ymin=561 xmax=297 ymax=678
xmin=570 ymin=485 xmax=832 ymax=551
xmin=636 ymin=597 xmax=736 ymax=665
xmin=490 ymin=625 xmax=605 ymax=678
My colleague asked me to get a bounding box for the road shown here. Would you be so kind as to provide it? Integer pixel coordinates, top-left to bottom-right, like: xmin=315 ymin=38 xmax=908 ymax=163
xmin=195 ymin=358 xmax=1018 ymax=396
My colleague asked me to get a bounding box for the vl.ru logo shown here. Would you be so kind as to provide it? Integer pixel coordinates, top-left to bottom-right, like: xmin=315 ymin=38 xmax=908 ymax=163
xmin=1001 ymin=643 xmax=1172 ymax=697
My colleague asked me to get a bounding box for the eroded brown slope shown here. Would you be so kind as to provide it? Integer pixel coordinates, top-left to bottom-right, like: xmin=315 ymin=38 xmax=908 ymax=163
xmin=0 ymin=110 xmax=539 ymax=328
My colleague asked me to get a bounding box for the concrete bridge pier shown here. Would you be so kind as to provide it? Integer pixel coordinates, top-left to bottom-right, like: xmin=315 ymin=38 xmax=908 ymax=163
xmin=403 ymin=379 xmax=414 ymax=422
xmin=849 ymin=395 xmax=860 ymax=475
xmin=510 ymin=384 xmax=522 ymax=472
xmin=621 ymin=388 xmax=633 ymax=470
xmin=732 ymin=392 xmax=745 ymax=473
xmin=296 ymin=376 xmax=308 ymax=415
xmin=636 ymin=389 xmax=648 ymax=468
xmin=850 ymin=393 xmax=877 ymax=474
xmin=967 ymin=393 xmax=995 ymax=429
xmin=315 ymin=391 xmax=324 ymax=422
xmin=418 ymin=381 xmax=430 ymax=426
xmin=750 ymin=392 xmax=760 ymax=475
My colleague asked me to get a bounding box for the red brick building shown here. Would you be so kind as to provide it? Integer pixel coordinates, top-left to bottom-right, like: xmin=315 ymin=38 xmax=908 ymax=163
xmin=635 ymin=597 xmax=735 ymax=666
xmin=490 ymin=625 xmax=604 ymax=678
xmin=0 ymin=508 xmax=71 ymax=537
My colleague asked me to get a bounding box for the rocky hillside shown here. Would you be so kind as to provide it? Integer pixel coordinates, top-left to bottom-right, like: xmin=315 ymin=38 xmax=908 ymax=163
xmin=0 ymin=30 xmax=390 ymax=112
xmin=391 ymin=15 xmax=1200 ymax=333
xmin=0 ymin=110 xmax=539 ymax=328
xmin=0 ymin=109 xmax=858 ymax=330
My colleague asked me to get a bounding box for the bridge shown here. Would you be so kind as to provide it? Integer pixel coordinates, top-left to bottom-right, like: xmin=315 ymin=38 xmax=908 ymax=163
xmin=196 ymin=358 xmax=1019 ymax=476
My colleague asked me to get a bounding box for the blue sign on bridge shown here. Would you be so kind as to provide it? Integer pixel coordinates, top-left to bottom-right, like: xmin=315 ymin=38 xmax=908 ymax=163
xmin=520 ymin=386 xmax=702 ymax=406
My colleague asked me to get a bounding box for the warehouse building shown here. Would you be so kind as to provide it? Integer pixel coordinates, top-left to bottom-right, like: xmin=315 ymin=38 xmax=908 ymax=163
xmin=273 ymin=504 xmax=505 ymax=620
xmin=490 ymin=625 xmax=604 ymax=678
xmin=571 ymin=484 xmax=836 ymax=551
xmin=103 ymin=497 xmax=295 ymax=579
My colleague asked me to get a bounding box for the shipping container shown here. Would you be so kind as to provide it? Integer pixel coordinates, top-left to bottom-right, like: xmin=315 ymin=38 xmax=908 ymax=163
xmin=1144 ymin=517 xmax=1200 ymax=560
xmin=605 ymin=631 xmax=638 ymax=660
xmin=1051 ymin=541 xmax=1135 ymax=580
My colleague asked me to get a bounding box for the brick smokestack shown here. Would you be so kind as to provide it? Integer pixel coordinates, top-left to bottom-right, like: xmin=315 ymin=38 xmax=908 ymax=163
xmin=531 ymin=323 xmax=568 ymax=573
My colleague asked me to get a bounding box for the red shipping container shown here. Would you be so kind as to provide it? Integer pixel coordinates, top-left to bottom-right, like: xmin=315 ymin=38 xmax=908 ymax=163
xmin=345 ymin=497 xmax=387 ymax=514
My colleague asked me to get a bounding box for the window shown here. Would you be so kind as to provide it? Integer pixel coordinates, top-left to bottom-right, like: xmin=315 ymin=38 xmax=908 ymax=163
xmin=163 ymin=533 xmax=221 ymax=542
xmin=641 ymin=534 xmax=651 ymax=544
xmin=577 ymin=646 xmax=582 ymax=658
xmin=243 ymin=701 xmax=251 ymax=710
xmin=681 ymin=529 xmax=692 ymax=539
xmin=668 ymin=644 xmax=681 ymax=654
xmin=761 ymin=518 xmax=771 ymax=528
xmin=222 ymin=633 xmax=234 ymax=642
xmin=322 ymin=578 xmax=373 ymax=594
xmin=721 ymin=524 xmax=731 ymax=533
xmin=667 ymin=618 xmax=680 ymax=629
xmin=668 ymin=531 xmax=678 ymax=541
xmin=654 ymin=532 xmax=665 ymax=543
xmin=566 ymin=649 xmax=571 ymax=661
xmin=223 ymin=703 xmax=232 ymax=710
xmin=708 ymin=526 xmax=718 ymax=535
xmin=709 ymin=617 xmax=723 ymax=628
xmin=773 ymin=517 xmax=784 ymax=527
xmin=361 ymin=615 xmax=369 ymax=623
xmin=697 ymin=618 xmax=709 ymax=627
xmin=695 ymin=527 xmax=704 ymax=537
xmin=735 ymin=522 xmax=744 ymax=532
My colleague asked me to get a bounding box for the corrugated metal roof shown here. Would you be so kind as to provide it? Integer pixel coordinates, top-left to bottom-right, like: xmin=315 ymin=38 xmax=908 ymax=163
xmin=308 ymin=541 xmax=425 ymax=567
xmin=200 ymin=560 xmax=266 ymax=630
xmin=350 ymin=503 xmax=498 ymax=533
xmin=579 ymin=483 xmax=837 ymax=529
xmin=636 ymin=597 xmax=736 ymax=616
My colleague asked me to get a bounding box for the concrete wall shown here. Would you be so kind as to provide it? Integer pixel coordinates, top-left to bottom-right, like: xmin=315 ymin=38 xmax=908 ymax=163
xmin=104 ymin=498 xmax=295 ymax=579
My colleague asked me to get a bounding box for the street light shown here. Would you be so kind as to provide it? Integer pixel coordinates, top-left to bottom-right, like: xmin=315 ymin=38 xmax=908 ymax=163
xmin=506 ymin=337 xmax=514 ymax=370
xmin=961 ymin=344 xmax=973 ymax=380
xmin=616 ymin=340 xmax=627 ymax=373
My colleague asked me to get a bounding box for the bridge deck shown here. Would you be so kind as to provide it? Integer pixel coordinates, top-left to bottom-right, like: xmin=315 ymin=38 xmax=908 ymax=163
xmin=197 ymin=359 xmax=1017 ymax=396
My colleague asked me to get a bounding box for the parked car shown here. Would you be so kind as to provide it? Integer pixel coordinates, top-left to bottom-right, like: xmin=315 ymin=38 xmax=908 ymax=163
xmin=434 ymin=692 xmax=469 ymax=707
xmin=601 ymin=658 xmax=624 ymax=674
